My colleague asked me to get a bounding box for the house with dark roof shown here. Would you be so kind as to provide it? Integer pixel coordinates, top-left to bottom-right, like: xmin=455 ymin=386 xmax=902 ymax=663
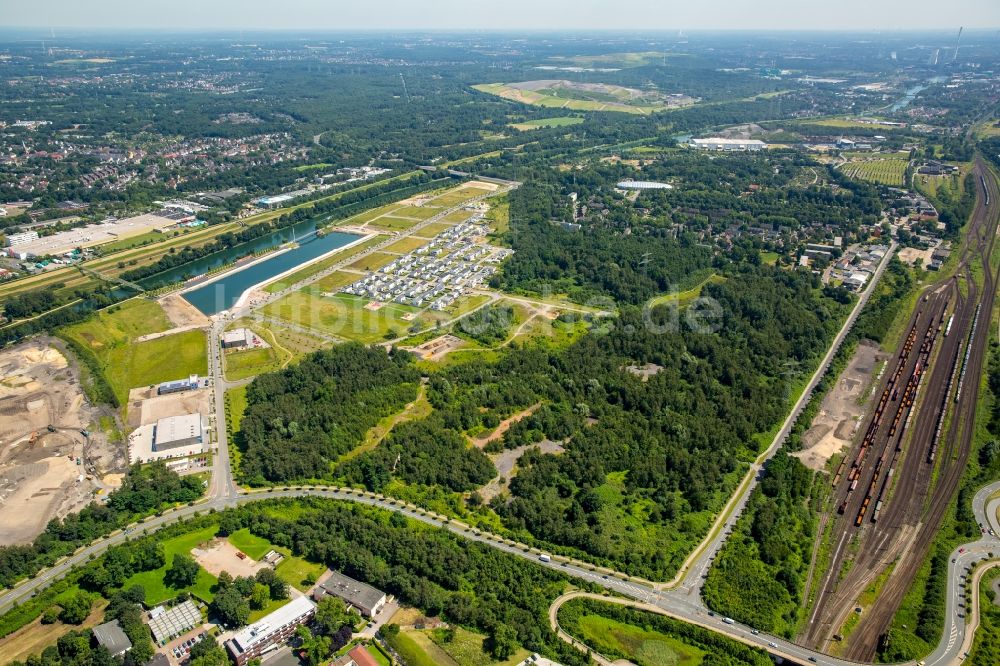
xmin=92 ymin=620 xmax=132 ymax=657
xmin=312 ymin=571 xmax=387 ymax=619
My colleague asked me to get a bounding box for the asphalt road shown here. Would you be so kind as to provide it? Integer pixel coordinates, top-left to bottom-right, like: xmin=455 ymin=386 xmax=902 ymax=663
xmin=0 ymin=174 xmax=995 ymax=666
xmin=672 ymin=240 xmax=898 ymax=594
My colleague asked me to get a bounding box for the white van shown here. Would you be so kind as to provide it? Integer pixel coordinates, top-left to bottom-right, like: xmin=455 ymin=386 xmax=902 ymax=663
xmin=539 ymin=554 xmax=551 ymax=563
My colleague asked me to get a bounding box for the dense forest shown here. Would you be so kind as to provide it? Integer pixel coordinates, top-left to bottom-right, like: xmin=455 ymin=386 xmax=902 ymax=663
xmin=238 ymin=257 xmax=849 ymax=577
xmin=238 ymin=344 xmax=421 ymax=483
xmin=211 ymin=499 xmax=589 ymax=665
xmin=0 ymin=463 xmax=202 ymax=589
xmin=702 ymin=452 xmax=819 ymax=636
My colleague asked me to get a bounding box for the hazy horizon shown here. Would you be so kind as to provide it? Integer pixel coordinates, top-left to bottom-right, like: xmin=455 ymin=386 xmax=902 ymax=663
xmin=4 ymin=0 xmax=1000 ymax=32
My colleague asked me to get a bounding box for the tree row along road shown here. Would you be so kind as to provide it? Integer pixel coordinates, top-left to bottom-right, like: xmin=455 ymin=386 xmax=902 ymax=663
xmin=0 ymin=237 xmax=908 ymax=666
xmin=2 ymin=174 xmax=997 ymax=666
xmin=2 ymin=477 xmax=999 ymax=666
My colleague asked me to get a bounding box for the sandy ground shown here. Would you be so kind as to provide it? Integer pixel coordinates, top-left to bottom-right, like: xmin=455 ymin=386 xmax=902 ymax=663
xmin=479 ymin=439 xmax=565 ymax=503
xmin=0 ymin=338 xmax=122 ymax=545
xmin=126 ymin=386 xmax=213 ymax=429
xmin=408 ymin=334 xmax=465 ymax=361
xmin=192 ymin=538 xmax=268 ymax=579
xmin=794 ymin=340 xmax=890 ymax=471
xmin=159 ymin=293 xmax=211 ymax=328
xmin=897 ymin=246 xmax=935 ymax=267
xmin=470 ymin=403 xmax=541 ymax=448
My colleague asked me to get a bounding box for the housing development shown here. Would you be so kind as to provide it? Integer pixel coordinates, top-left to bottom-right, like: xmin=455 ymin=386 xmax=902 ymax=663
xmin=1 ymin=12 xmax=1000 ymax=666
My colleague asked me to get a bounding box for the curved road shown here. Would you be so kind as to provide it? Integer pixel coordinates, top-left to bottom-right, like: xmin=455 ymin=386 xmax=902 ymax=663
xmin=0 ymin=192 xmax=995 ymax=666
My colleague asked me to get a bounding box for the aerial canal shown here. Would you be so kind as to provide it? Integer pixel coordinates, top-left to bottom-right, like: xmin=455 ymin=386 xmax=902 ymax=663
xmin=127 ymin=216 xmax=362 ymax=315
xmin=177 ymin=225 xmax=363 ymax=316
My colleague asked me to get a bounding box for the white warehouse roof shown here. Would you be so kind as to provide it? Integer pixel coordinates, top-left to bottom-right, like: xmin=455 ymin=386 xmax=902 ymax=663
xmin=616 ymin=180 xmax=673 ymax=190
xmin=154 ymin=413 xmax=205 ymax=447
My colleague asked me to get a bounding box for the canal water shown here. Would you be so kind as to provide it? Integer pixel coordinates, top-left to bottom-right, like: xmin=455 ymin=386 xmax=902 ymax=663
xmin=163 ymin=223 xmax=361 ymax=315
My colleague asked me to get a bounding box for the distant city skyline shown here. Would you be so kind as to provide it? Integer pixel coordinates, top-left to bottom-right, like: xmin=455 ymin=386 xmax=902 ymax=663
xmin=4 ymin=0 xmax=1000 ymax=32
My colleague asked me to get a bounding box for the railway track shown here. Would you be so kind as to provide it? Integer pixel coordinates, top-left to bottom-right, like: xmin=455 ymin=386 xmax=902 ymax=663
xmin=804 ymin=158 xmax=1000 ymax=658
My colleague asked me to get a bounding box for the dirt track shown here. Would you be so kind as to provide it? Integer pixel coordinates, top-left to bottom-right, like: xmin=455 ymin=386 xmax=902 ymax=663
xmin=802 ymin=159 xmax=1000 ymax=658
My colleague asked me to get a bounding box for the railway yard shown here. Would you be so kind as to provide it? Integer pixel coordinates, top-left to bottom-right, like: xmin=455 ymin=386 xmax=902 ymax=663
xmin=803 ymin=159 xmax=1000 ymax=659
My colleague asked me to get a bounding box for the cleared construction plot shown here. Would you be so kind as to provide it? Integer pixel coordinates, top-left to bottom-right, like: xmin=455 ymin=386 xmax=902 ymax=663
xmin=0 ymin=338 xmax=123 ymax=545
xmin=261 ymin=292 xmax=420 ymax=344
xmin=793 ymin=340 xmax=889 ymax=471
xmin=474 ymin=80 xmax=695 ymax=114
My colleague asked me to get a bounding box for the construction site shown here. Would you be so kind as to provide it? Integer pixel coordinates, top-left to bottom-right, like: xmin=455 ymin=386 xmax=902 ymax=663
xmin=803 ymin=159 xmax=1000 ymax=659
xmin=0 ymin=338 xmax=125 ymax=546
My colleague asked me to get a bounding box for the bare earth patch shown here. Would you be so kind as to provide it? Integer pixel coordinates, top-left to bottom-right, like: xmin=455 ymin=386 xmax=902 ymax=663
xmin=158 ymin=293 xmax=211 ymax=328
xmin=793 ymin=340 xmax=889 ymax=471
xmin=191 ymin=538 xmax=267 ymax=579
xmin=470 ymin=403 xmax=542 ymax=448
xmin=0 ymin=338 xmax=122 ymax=545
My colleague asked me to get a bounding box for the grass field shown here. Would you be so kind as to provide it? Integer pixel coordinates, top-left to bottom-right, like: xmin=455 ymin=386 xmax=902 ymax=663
xmin=261 ymin=291 xmax=420 ymax=343
xmin=388 ymin=631 xmax=455 ymax=666
xmin=474 ymin=82 xmax=679 ymax=115
xmin=383 ymin=236 xmax=432 ymax=254
xmin=368 ymin=216 xmax=423 ymax=232
xmin=550 ymin=51 xmax=667 ymax=68
xmin=840 ymin=158 xmax=909 ymax=186
xmin=346 ymin=252 xmax=398 ymax=272
xmin=227 ymin=529 xmax=274 ymax=560
xmin=428 ymin=626 xmax=530 ymax=666
xmin=59 ymin=299 xmax=208 ymax=403
xmin=224 ymin=346 xmax=281 ymax=382
xmin=428 ymin=187 xmax=493 ymax=207
xmin=313 ymin=271 xmax=364 ymax=293
xmin=96 ymin=230 xmax=169 ymax=253
xmin=510 ymin=116 xmax=584 ymax=131
xmin=392 ymin=205 xmax=444 ymax=221
xmin=424 ymin=218 xmax=466 ymax=233
xmin=573 ymin=614 xmax=707 ymax=666
xmin=223 ymin=317 xmax=327 ymax=380
xmin=647 ymin=273 xmax=726 ymax=310
xmin=365 ymin=645 xmax=392 ymax=666
xmin=124 ymin=525 xmax=219 ymax=605
xmin=794 ymin=117 xmax=894 ymax=129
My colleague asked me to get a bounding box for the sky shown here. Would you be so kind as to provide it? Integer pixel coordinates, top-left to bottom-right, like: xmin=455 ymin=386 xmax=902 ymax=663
xmin=3 ymin=0 xmax=999 ymax=31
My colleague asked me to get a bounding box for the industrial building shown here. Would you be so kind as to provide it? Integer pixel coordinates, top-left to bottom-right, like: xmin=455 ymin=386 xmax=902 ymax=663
xmin=255 ymin=189 xmax=311 ymax=208
xmin=93 ymin=620 xmax=132 ymax=657
xmin=222 ymin=329 xmax=249 ymax=349
xmin=615 ymin=180 xmax=673 ymax=191
xmin=152 ymin=413 xmax=206 ymax=452
xmin=157 ymin=375 xmax=201 ymax=395
xmin=5 ymin=230 xmax=40 ymax=247
xmin=313 ymin=571 xmax=387 ymax=619
xmin=690 ymin=138 xmax=767 ymax=151
xmin=225 ymin=596 xmax=316 ymax=666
